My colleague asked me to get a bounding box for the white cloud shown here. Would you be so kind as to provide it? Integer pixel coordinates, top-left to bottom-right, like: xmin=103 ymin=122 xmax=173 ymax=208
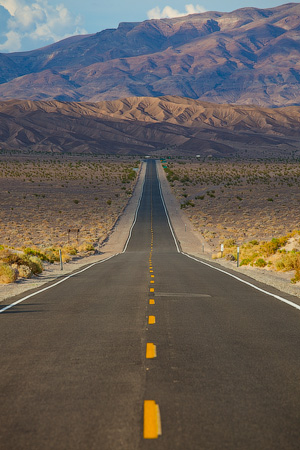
xmin=0 ymin=30 xmax=21 ymax=51
xmin=147 ymin=4 xmax=206 ymax=20
xmin=0 ymin=0 xmax=86 ymax=52
xmin=0 ymin=0 xmax=19 ymax=16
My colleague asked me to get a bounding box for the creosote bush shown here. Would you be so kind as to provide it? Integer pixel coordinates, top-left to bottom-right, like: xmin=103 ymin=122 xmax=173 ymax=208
xmin=255 ymin=258 xmax=268 ymax=268
xmin=0 ymin=263 xmax=18 ymax=284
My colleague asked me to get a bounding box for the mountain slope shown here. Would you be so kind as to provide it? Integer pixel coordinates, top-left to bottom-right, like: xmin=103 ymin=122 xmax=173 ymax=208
xmin=0 ymin=96 xmax=300 ymax=157
xmin=0 ymin=3 xmax=300 ymax=106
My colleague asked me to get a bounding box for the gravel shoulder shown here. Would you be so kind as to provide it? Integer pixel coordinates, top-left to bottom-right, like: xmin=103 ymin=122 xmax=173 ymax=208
xmin=156 ymin=160 xmax=300 ymax=299
xmin=0 ymin=162 xmax=146 ymax=304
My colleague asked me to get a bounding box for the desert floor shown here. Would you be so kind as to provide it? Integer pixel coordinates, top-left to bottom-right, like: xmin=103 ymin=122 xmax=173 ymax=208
xmin=165 ymin=158 xmax=300 ymax=249
xmin=0 ymin=154 xmax=140 ymax=250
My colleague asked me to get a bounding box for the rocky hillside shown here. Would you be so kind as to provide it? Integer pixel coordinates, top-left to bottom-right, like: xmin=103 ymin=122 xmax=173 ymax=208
xmin=1 ymin=96 xmax=300 ymax=157
xmin=0 ymin=3 xmax=300 ymax=107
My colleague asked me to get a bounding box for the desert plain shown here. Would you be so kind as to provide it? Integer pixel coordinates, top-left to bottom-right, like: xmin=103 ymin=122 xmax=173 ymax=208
xmin=165 ymin=158 xmax=300 ymax=247
xmin=0 ymin=153 xmax=139 ymax=250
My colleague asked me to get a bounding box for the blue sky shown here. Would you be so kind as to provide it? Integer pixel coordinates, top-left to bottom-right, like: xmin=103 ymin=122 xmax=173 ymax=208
xmin=0 ymin=0 xmax=289 ymax=52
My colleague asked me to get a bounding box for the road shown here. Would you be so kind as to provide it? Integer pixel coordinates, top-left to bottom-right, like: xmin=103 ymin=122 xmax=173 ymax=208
xmin=1 ymin=159 xmax=300 ymax=449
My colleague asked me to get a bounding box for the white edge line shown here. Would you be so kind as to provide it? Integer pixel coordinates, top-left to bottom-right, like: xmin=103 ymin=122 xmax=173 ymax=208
xmin=122 ymin=165 xmax=146 ymax=253
xmin=0 ymin=254 xmax=118 ymax=314
xmin=156 ymin=161 xmax=180 ymax=253
xmin=182 ymin=252 xmax=300 ymax=312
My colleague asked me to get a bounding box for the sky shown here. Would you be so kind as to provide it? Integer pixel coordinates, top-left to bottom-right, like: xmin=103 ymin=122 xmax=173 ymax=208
xmin=0 ymin=0 xmax=290 ymax=53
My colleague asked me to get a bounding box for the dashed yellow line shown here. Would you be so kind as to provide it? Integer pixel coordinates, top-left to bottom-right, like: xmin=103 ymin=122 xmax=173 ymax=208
xmin=150 ymin=280 xmax=155 ymax=284
xmin=150 ymin=287 xmax=154 ymax=293
xmin=143 ymin=401 xmax=162 ymax=439
xmin=149 ymin=299 xmax=155 ymax=305
xmin=148 ymin=315 xmax=156 ymax=324
xmin=146 ymin=343 xmax=157 ymax=359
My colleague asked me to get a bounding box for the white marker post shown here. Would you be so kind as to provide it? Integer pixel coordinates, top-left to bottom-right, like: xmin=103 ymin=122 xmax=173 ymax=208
xmin=237 ymin=246 xmax=240 ymax=267
xmin=221 ymin=244 xmax=224 ymax=258
xmin=59 ymin=249 xmax=63 ymax=270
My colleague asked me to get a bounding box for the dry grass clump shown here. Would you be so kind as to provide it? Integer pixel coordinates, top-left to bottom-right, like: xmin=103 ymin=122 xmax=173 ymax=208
xmin=0 ymin=264 xmax=18 ymax=284
xmin=276 ymin=252 xmax=300 ymax=283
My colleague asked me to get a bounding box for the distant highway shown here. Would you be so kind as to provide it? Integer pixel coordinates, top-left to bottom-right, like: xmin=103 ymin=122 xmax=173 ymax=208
xmin=1 ymin=160 xmax=300 ymax=449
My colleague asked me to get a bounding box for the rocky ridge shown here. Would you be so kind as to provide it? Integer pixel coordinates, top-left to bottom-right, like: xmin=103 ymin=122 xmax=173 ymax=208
xmin=0 ymin=3 xmax=300 ymax=106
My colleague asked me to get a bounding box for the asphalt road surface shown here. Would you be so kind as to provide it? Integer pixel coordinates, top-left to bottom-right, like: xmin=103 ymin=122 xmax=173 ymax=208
xmin=1 ymin=160 xmax=300 ymax=449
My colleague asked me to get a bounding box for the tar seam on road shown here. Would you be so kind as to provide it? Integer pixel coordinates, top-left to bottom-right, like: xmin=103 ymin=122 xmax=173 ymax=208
xmin=0 ymin=254 xmax=118 ymax=314
xmin=182 ymin=252 xmax=300 ymax=312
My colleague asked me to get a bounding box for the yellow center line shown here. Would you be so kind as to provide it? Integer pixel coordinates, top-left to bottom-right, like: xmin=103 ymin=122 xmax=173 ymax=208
xmin=146 ymin=343 xmax=157 ymax=359
xmin=144 ymin=401 xmax=162 ymax=439
xmin=149 ymin=299 xmax=155 ymax=305
xmin=148 ymin=315 xmax=156 ymax=324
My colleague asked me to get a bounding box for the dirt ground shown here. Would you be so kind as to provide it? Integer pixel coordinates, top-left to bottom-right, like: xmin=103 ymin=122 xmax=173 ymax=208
xmin=164 ymin=158 xmax=300 ymax=249
xmin=0 ymin=154 xmax=140 ymax=249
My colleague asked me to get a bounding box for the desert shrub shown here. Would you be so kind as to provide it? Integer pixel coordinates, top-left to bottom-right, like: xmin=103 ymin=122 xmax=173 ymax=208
xmin=0 ymin=264 xmax=18 ymax=284
xmin=17 ymin=265 xmax=32 ymax=279
xmin=261 ymin=238 xmax=287 ymax=257
xmin=84 ymin=243 xmax=95 ymax=252
xmin=78 ymin=242 xmax=95 ymax=252
xmin=240 ymin=258 xmax=252 ymax=266
xmin=276 ymin=252 xmax=300 ymax=272
xmin=291 ymin=271 xmax=300 ymax=284
xmin=255 ymin=258 xmax=267 ymax=268
xmin=63 ymin=246 xmax=78 ymax=256
xmin=23 ymin=256 xmax=43 ymax=274
xmin=24 ymin=247 xmax=52 ymax=262
xmin=180 ymin=200 xmax=195 ymax=209
xmin=0 ymin=250 xmax=21 ymax=265
xmin=224 ymin=239 xmax=236 ymax=248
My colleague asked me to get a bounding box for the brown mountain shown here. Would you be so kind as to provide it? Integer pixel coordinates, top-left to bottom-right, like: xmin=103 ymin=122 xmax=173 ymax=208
xmin=1 ymin=96 xmax=300 ymax=157
xmin=0 ymin=3 xmax=300 ymax=107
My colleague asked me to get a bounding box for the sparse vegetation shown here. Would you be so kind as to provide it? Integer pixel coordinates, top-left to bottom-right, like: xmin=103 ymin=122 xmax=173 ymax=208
xmin=0 ymin=155 xmax=140 ymax=283
xmin=165 ymin=158 xmax=300 ymax=284
xmin=0 ymin=155 xmax=140 ymax=250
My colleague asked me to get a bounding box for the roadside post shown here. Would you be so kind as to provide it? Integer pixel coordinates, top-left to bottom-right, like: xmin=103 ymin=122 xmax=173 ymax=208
xmin=59 ymin=249 xmax=63 ymax=270
xmin=237 ymin=246 xmax=240 ymax=267
xmin=185 ymin=223 xmax=187 ymax=232
xmin=221 ymin=244 xmax=224 ymax=258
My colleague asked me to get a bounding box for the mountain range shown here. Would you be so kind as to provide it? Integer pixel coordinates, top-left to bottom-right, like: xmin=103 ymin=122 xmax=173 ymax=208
xmin=1 ymin=96 xmax=300 ymax=157
xmin=0 ymin=3 xmax=300 ymax=107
